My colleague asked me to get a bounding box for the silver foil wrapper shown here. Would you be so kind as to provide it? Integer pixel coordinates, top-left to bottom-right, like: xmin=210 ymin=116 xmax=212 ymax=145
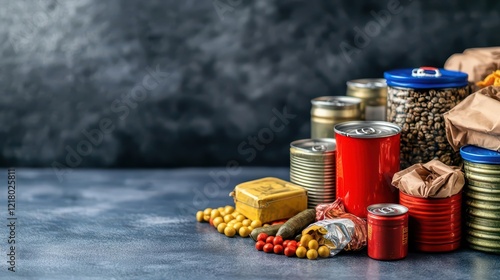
xmin=303 ymin=218 xmax=355 ymax=257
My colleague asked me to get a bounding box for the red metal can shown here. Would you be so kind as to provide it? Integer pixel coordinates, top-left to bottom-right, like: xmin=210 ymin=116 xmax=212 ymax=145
xmin=335 ymin=121 xmax=401 ymax=218
xmin=367 ymin=203 xmax=409 ymax=260
xmin=399 ymin=191 xmax=462 ymax=252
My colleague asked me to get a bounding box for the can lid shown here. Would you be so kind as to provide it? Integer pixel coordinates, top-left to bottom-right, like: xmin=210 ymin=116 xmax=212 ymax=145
xmin=460 ymin=145 xmax=500 ymax=164
xmin=334 ymin=121 xmax=401 ymax=138
xmin=346 ymin=78 xmax=386 ymax=89
xmin=311 ymin=96 xmax=361 ymax=108
xmin=384 ymin=67 xmax=468 ymax=89
xmin=290 ymin=138 xmax=336 ymax=153
xmin=367 ymin=204 xmax=408 ymax=216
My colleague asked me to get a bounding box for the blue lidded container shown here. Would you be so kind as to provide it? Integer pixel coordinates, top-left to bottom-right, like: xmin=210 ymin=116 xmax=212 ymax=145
xmin=460 ymin=145 xmax=500 ymax=165
xmin=384 ymin=66 xmax=468 ymax=90
xmin=384 ymin=67 xmax=470 ymax=169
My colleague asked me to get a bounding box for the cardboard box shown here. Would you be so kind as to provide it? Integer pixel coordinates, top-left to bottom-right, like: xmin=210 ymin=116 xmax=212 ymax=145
xmin=230 ymin=177 xmax=307 ymax=223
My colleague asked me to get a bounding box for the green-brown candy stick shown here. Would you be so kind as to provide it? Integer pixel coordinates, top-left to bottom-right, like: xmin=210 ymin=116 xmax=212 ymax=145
xmin=276 ymin=209 xmax=316 ymax=240
xmin=249 ymin=224 xmax=282 ymax=241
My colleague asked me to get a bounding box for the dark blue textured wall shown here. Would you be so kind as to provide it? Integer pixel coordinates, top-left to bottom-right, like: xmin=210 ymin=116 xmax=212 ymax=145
xmin=1 ymin=0 xmax=499 ymax=168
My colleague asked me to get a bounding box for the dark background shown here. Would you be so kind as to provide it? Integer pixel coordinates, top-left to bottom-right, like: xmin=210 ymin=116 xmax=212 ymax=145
xmin=1 ymin=0 xmax=499 ymax=168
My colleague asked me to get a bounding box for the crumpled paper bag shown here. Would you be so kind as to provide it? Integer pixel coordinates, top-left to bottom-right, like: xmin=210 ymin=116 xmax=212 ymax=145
xmin=392 ymin=159 xmax=464 ymax=198
xmin=445 ymin=47 xmax=500 ymax=83
xmin=444 ymin=86 xmax=500 ymax=151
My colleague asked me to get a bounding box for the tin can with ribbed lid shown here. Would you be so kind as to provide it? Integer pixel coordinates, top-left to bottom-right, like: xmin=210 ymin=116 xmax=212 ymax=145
xmin=367 ymin=203 xmax=408 ymax=261
xmin=335 ymin=121 xmax=401 ymax=218
xmin=310 ymin=96 xmax=362 ymax=138
xmin=346 ymin=79 xmax=387 ymax=121
xmin=460 ymin=145 xmax=500 ymax=253
xmin=290 ymin=138 xmax=336 ymax=208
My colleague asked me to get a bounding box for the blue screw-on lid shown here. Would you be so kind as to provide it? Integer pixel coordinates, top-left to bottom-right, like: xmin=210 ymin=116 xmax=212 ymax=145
xmin=460 ymin=145 xmax=500 ymax=164
xmin=384 ymin=67 xmax=468 ymax=89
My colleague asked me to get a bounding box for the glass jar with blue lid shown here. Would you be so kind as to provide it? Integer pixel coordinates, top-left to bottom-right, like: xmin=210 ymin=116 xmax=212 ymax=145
xmin=384 ymin=67 xmax=469 ymax=169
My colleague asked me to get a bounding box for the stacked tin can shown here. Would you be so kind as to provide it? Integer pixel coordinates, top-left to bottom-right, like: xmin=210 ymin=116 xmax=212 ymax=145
xmin=346 ymin=78 xmax=387 ymax=121
xmin=310 ymin=96 xmax=362 ymax=138
xmin=290 ymin=139 xmax=336 ymax=208
xmin=460 ymin=145 xmax=500 ymax=253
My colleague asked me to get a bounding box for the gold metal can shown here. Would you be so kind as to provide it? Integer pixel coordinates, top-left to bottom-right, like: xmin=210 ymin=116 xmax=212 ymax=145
xmin=310 ymin=96 xmax=362 ymax=138
xmin=467 ymin=237 xmax=500 ymax=253
xmin=466 ymin=215 xmax=500 ymax=233
xmin=346 ymin=79 xmax=387 ymax=121
xmin=461 ymin=147 xmax=500 ymax=253
xmin=290 ymin=139 xmax=336 ymax=208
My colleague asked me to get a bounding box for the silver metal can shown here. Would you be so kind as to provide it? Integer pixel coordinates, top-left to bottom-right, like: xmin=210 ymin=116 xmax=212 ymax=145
xmin=346 ymin=79 xmax=387 ymax=121
xmin=311 ymin=96 xmax=362 ymax=139
xmin=290 ymin=138 xmax=336 ymax=209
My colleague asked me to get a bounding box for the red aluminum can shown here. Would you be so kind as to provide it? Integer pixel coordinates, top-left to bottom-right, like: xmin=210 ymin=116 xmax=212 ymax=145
xmin=335 ymin=121 xmax=401 ymax=218
xmin=367 ymin=203 xmax=409 ymax=260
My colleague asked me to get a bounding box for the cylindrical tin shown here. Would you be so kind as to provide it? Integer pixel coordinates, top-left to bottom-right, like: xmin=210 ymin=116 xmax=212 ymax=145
xmin=367 ymin=204 xmax=408 ymax=261
xmin=346 ymin=78 xmax=387 ymax=121
xmin=335 ymin=121 xmax=401 ymax=218
xmin=460 ymin=145 xmax=500 ymax=254
xmin=399 ymin=191 xmax=462 ymax=252
xmin=290 ymin=139 xmax=336 ymax=208
xmin=310 ymin=96 xmax=362 ymax=139
xmin=384 ymin=67 xmax=469 ymax=169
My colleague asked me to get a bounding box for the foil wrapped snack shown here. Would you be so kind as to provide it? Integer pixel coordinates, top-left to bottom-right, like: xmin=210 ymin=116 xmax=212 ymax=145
xmin=315 ymin=199 xmax=368 ymax=251
xmin=302 ymin=219 xmax=356 ymax=257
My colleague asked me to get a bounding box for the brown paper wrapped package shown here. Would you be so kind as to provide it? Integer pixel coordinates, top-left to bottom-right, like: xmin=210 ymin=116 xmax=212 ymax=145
xmin=443 ymin=86 xmax=500 ymax=151
xmin=392 ymin=159 xmax=464 ymax=198
xmin=444 ymin=47 xmax=500 ymax=83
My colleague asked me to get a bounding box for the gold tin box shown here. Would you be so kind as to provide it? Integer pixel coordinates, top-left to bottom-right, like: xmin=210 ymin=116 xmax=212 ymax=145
xmin=230 ymin=177 xmax=307 ymax=224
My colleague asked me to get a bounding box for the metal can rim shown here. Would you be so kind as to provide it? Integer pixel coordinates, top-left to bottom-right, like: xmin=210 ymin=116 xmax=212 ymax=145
xmin=311 ymin=96 xmax=362 ymax=108
xmin=290 ymin=138 xmax=337 ymax=153
xmin=367 ymin=203 xmax=408 ymax=216
xmin=334 ymin=121 xmax=401 ymax=138
xmin=346 ymin=78 xmax=387 ymax=89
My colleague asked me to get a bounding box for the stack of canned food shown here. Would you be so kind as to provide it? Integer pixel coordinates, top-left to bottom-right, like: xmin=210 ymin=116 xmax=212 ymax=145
xmin=196 ymin=64 xmax=498 ymax=262
xmin=460 ymin=146 xmax=500 ymax=253
xmin=288 ymin=66 xmax=500 ymax=258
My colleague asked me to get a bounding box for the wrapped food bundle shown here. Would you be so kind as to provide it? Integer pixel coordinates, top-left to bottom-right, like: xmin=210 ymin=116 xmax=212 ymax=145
xmin=445 ymin=47 xmax=500 ymax=84
xmin=391 ymin=159 xmax=465 ymax=198
xmin=444 ymin=86 xmax=500 ymax=152
xmin=315 ymin=198 xmax=367 ymax=252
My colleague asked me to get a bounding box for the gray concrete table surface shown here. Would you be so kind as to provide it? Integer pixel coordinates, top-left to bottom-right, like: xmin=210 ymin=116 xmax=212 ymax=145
xmin=0 ymin=168 xmax=498 ymax=280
